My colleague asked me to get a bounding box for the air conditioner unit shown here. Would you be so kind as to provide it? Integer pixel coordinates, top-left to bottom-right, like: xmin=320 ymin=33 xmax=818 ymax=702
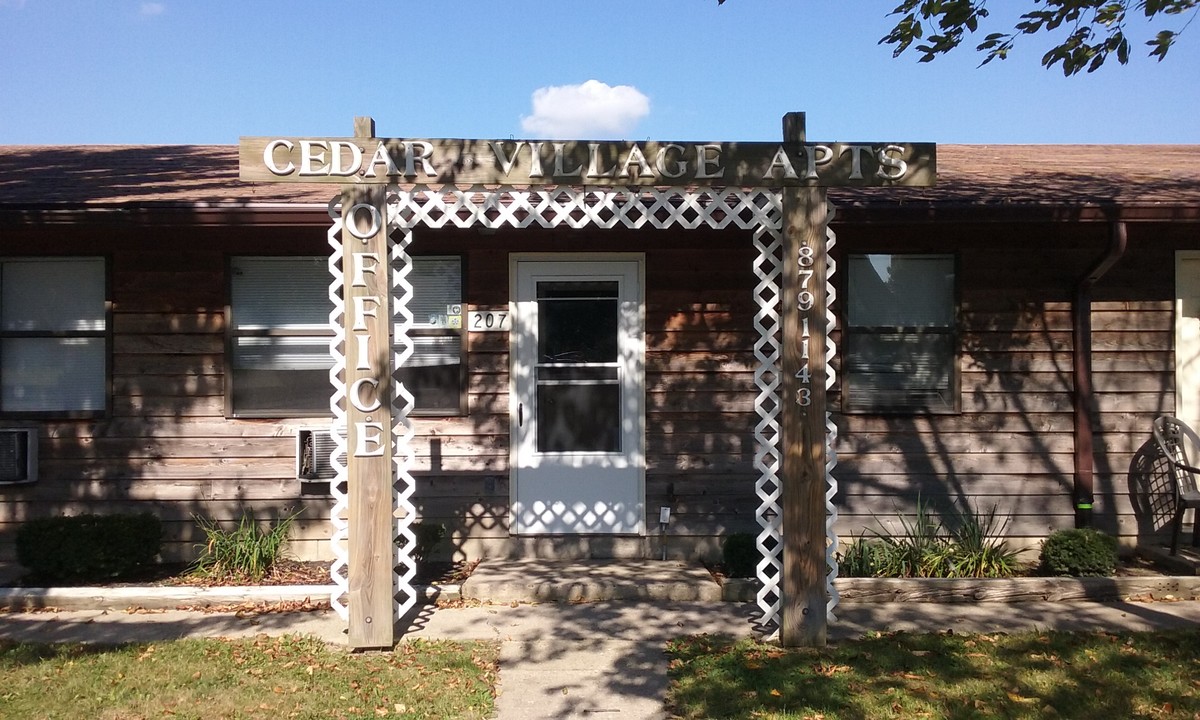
xmin=297 ymin=428 xmax=337 ymax=481
xmin=0 ymin=427 xmax=37 ymax=485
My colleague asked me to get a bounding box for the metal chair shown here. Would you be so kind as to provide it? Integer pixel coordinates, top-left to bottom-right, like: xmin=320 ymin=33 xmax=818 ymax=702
xmin=1150 ymin=416 xmax=1200 ymax=554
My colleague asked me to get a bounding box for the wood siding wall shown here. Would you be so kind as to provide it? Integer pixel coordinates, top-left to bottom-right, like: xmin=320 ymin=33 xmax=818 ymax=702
xmin=0 ymin=218 xmax=1191 ymax=565
xmin=830 ymin=221 xmax=1183 ymax=551
xmin=0 ymin=226 xmax=334 ymax=562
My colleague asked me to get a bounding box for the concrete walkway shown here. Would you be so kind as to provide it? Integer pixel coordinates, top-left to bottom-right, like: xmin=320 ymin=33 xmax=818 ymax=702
xmin=1 ymin=559 xmax=1198 ymax=720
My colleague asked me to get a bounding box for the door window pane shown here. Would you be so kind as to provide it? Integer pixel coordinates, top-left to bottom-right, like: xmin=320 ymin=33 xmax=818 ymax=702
xmin=537 ymin=281 xmax=618 ymax=364
xmin=533 ymin=279 xmax=621 ymax=452
xmin=536 ymin=381 xmax=620 ymax=453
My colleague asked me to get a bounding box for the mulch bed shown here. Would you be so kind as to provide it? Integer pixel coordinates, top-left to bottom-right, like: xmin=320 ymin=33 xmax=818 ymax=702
xmin=11 ymin=559 xmax=477 ymax=589
xmin=706 ymin=554 xmax=1188 ymax=584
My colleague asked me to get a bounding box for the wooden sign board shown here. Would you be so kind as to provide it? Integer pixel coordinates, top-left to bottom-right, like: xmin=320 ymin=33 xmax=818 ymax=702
xmin=239 ymin=137 xmax=935 ymax=188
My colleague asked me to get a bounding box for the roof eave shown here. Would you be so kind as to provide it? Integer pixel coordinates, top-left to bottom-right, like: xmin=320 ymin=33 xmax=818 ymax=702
xmin=0 ymin=203 xmax=332 ymax=227
xmin=2 ymin=199 xmax=1198 ymax=228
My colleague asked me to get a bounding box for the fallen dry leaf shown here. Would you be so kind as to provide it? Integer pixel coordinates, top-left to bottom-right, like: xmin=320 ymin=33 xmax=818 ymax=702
xmin=174 ymin=598 xmax=329 ymax=615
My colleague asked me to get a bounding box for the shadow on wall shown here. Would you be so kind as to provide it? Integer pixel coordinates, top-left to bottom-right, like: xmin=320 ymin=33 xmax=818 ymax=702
xmin=0 ymin=214 xmax=332 ymax=568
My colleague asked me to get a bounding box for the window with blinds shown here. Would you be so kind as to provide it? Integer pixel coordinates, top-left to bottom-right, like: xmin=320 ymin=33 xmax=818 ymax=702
xmin=228 ymin=255 xmax=464 ymax=417
xmin=0 ymin=257 xmax=108 ymax=415
xmin=398 ymin=256 xmax=465 ymax=415
xmin=844 ymin=254 xmax=957 ymax=413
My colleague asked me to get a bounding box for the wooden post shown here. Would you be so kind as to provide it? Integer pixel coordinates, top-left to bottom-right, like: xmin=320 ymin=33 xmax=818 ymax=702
xmin=779 ymin=112 xmax=829 ymax=647
xmin=344 ymin=116 xmax=395 ymax=649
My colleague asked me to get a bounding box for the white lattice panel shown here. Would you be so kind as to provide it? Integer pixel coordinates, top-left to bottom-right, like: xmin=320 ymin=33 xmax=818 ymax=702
xmin=326 ymin=200 xmax=350 ymax=619
xmin=752 ymin=220 xmax=785 ymax=627
xmin=823 ymin=202 xmax=840 ymax=623
xmin=324 ymin=184 xmax=837 ymax=630
xmin=385 ymin=186 xmax=783 ymax=233
xmin=390 ymin=225 xmax=419 ymax=619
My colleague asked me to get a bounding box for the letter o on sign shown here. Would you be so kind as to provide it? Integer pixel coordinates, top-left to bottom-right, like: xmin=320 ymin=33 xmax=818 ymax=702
xmin=345 ymin=203 xmax=382 ymax=240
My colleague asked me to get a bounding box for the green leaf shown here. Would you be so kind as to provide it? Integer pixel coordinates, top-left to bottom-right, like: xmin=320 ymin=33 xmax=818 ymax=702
xmin=881 ymin=0 xmax=1194 ymax=72
xmin=1147 ymin=29 xmax=1177 ymax=59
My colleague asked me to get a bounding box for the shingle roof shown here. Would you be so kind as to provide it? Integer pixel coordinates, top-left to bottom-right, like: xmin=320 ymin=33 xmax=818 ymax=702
xmin=1 ymin=144 xmax=1197 ymax=220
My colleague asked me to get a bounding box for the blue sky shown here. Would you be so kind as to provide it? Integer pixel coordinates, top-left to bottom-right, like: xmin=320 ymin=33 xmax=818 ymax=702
xmin=1 ymin=0 xmax=1196 ymax=145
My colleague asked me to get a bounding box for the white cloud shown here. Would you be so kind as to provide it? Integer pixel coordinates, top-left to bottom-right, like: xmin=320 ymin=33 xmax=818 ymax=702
xmin=520 ymin=80 xmax=650 ymax=139
xmin=140 ymin=2 xmax=165 ymax=16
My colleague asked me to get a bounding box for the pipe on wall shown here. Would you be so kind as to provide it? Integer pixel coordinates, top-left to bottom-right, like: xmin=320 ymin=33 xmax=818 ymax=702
xmin=1072 ymin=220 xmax=1128 ymax=528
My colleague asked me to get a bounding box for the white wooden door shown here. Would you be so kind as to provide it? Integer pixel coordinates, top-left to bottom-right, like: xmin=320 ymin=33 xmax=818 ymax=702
xmin=510 ymin=256 xmax=645 ymax=534
xmin=1176 ymin=252 xmax=1200 ymax=430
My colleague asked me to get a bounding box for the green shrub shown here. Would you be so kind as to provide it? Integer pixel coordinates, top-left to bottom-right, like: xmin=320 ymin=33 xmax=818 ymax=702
xmin=188 ymin=508 xmax=301 ymax=582
xmin=397 ymin=522 xmax=446 ymax=563
xmin=1039 ymin=528 xmax=1118 ymax=577
xmin=722 ymin=533 xmax=759 ymax=578
xmin=16 ymin=513 xmax=163 ymax=583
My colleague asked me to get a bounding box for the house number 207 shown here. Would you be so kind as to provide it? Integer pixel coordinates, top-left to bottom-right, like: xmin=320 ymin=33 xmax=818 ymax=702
xmin=467 ymin=310 xmax=511 ymax=332
xmin=796 ymin=244 xmax=814 ymax=407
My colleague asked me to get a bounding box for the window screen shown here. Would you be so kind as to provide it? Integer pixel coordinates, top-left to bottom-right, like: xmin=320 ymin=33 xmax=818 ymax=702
xmin=399 ymin=257 xmax=465 ymax=415
xmin=229 ymin=256 xmax=333 ymax=416
xmin=229 ymin=255 xmax=465 ymax=417
xmin=0 ymin=258 xmax=108 ymax=414
xmin=844 ymin=254 xmax=956 ymax=413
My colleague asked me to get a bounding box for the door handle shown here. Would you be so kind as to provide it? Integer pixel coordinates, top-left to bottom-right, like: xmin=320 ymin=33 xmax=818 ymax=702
xmin=518 ymin=402 xmax=524 ymax=427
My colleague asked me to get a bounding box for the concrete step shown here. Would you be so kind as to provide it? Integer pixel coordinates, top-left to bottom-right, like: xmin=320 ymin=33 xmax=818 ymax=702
xmin=461 ymin=559 xmax=722 ymax=603
xmin=1136 ymin=543 xmax=1200 ymax=575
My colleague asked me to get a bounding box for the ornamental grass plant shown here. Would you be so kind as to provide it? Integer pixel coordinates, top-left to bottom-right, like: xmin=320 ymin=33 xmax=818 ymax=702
xmin=946 ymin=500 xmax=1022 ymax=578
xmin=836 ymin=498 xmax=1022 ymax=579
xmin=188 ymin=508 xmax=302 ymax=583
xmin=870 ymin=497 xmax=955 ymax=578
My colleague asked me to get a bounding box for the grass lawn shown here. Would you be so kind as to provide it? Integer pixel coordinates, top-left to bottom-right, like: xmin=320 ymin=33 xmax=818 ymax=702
xmin=0 ymin=634 xmax=498 ymax=720
xmin=667 ymin=629 xmax=1200 ymax=719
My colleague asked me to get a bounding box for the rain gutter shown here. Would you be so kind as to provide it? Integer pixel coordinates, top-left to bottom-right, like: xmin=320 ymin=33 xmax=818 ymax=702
xmin=1073 ymin=220 xmax=1127 ymax=528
